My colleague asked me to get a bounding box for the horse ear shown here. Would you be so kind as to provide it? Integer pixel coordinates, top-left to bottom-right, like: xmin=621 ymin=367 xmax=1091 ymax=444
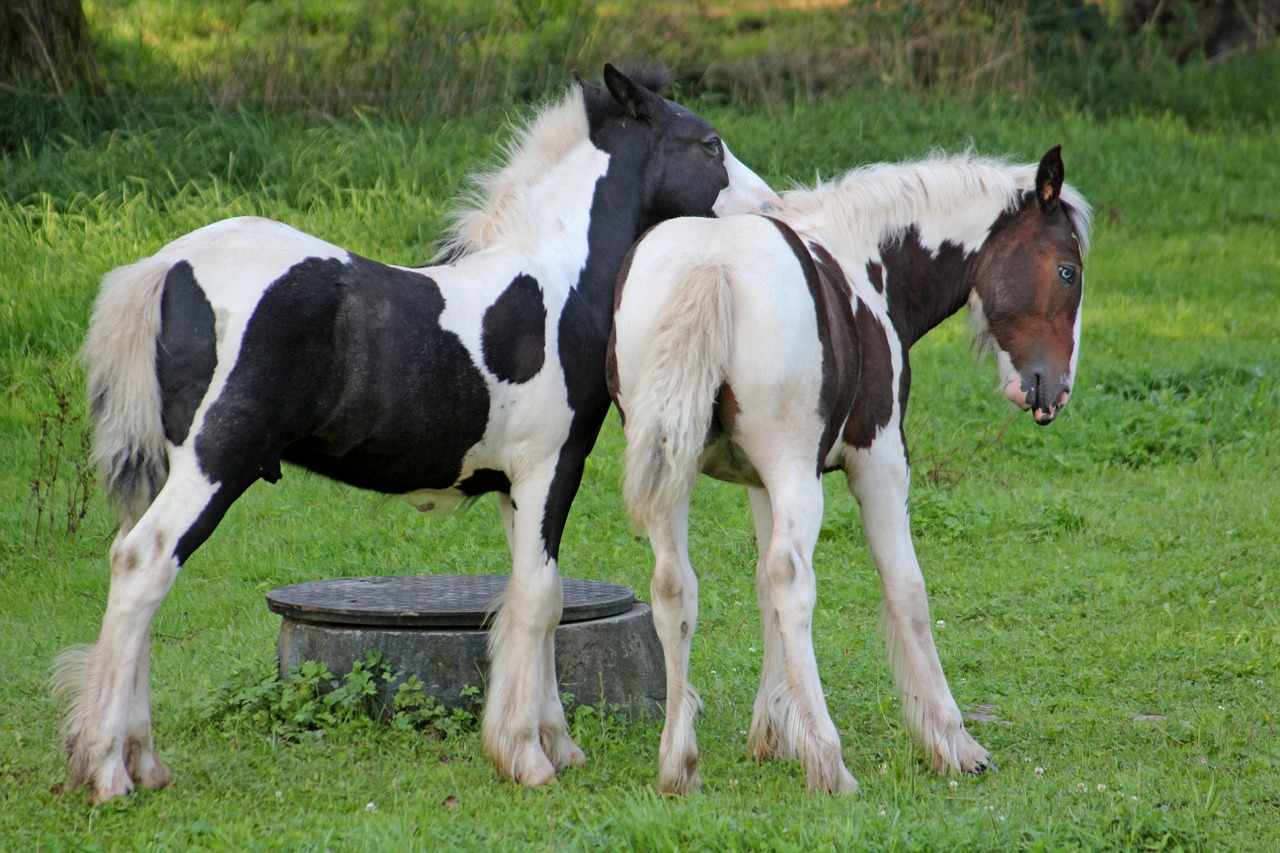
xmin=603 ymin=63 xmax=659 ymax=122
xmin=1036 ymin=144 xmax=1065 ymax=210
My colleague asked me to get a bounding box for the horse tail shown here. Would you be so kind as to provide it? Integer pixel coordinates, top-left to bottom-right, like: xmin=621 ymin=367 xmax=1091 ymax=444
xmin=622 ymin=262 xmax=733 ymax=530
xmin=81 ymin=257 xmax=172 ymax=528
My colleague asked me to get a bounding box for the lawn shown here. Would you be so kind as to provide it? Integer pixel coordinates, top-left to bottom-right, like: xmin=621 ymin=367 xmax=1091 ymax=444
xmin=1 ymin=6 xmax=1278 ymax=850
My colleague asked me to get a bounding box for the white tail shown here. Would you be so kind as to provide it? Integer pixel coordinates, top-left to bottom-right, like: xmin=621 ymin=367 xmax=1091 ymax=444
xmin=621 ymin=264 xmax=733 ymax=529
xmin=81 ymin=258 xmax=172 ymax=527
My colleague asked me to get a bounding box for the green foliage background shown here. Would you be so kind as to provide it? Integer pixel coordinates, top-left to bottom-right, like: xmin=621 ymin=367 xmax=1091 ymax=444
xmin=1 ymin=2 xmax=1277 ymax=849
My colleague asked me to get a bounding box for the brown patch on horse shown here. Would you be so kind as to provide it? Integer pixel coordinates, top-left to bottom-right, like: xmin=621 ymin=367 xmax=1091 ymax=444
xmin=714 ymin=381 xmax=742 ymax=435
xmin=880 ymin=227 xmax=972 ymax=347
xmin=704 ymin=383 xmax=763 ymax=486
xmin=605 ymin=236 xmax=646 ymax=426
xmin=841 ymin=306 xmax=896 ymax=450
xmin=761 ymin=218 xmax=862 ymax=474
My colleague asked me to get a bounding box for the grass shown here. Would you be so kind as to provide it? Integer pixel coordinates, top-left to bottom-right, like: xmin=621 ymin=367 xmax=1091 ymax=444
xmin=3 ymin=7 xmax=1279 ymax=849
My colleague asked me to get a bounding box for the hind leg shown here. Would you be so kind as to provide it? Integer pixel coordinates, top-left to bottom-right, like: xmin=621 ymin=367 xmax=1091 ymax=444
xmin=758 ymin=473 xmax=856 ymax=794
xmin=55 ymin=454 xmax=221 ymax=803
xmin=646 ymin=490 xmax=702 ymax=795
xmin=123 ymin=626 xmax=171 ymax=790
xmin=746 ymin=486 xmax=790 ymax=762
xmin=846 ymin=441 xmax=990 ymax=774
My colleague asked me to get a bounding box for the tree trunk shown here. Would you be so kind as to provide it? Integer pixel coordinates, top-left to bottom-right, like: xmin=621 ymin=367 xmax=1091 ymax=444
xmin=0 ymin=0 xmax=101 ymax=95
xmin=1125 ymin=0 xmax=1279 ymax=61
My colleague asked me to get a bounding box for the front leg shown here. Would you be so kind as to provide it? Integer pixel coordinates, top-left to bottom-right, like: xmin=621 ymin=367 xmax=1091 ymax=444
xmin=483 ymin=475 xmax=585 ymax=786
xmin=845 ymin=440 xmax=990 ymax=775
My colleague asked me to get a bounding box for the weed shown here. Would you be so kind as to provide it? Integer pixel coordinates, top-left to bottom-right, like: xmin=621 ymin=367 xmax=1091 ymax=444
xmin=25 ymin=372 xmax=94 ymax=553
xmin=198 ymin=650 xmax=481 ymax=742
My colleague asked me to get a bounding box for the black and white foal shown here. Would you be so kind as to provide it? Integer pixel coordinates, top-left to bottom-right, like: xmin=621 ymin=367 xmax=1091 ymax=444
xmin=59 ymin=65 xmax=780 ymax=804
xmin=610 ymin=147 xmax=1092 ymax=794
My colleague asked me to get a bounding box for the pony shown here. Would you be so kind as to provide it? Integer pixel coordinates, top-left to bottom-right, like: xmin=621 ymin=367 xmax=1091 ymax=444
xmin=56 ymin=64 xmax=781 ymax=805
xmin=608 ymin=146 xmax=1092 ymax=794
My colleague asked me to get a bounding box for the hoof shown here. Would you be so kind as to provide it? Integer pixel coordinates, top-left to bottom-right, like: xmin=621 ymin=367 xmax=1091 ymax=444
xmin=930 ymin=729 xmax=992 ymax=776
xmin=805 ymin=749 xmax=859 ymax=796
xmin=826 ymin=766 xmax=859 ymax=796
xmin=543 ymin=732 xmax=586 ymax=772
xmin=657 ymin=769 xmax=701 ymax=796
xmin=514 ymin=746 xmax=558 ymax=787
xmin=657 ymin=753 xmax=701 ymax=796
xmin=86 ymin=766 xmax=135 ymax=807
xmin=133 ymin=754 xmax=172 ymax=790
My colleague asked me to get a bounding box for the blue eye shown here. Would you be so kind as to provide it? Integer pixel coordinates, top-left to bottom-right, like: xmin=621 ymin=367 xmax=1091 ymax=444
xmin=1058 ymin=264 xmax=1077 ymax=284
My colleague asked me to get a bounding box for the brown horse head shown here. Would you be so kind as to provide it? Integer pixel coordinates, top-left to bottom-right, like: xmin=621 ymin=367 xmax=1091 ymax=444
xmin=971 ymin=145 xmax=1087 ymax=425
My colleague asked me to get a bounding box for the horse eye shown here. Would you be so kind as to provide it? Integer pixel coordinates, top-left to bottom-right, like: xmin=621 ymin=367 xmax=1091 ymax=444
xmin=702 ymin=136 xmax=723 ymax=158
xmin=1058 ymin=264 xmax=1076 ymax=284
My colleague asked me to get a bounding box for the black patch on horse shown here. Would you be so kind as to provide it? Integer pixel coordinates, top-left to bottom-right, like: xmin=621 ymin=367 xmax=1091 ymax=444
xmin=459 ymin=468 xmax=512 ymax=496
xmin=865 ymin=260 xmax=885 ymax=294
xmin=544 ymin=193 xmax=627 ymax=560
xmin=194 ymin=256 xmax=490 ymax=501
xmin=482 ymin=274 xmax=546 ymax=383
xmin=548 ymin=69 xmax=731 ymax=560
xmin=156 ymin=261 xmax=217 ymax=446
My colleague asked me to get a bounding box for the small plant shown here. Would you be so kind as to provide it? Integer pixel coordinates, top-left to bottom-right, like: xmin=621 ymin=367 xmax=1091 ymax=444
xmin=199 ymin=651 xmax=480 ymax=742
xmin=392 ymin=679 xmax=482 ymax=740
xmin=26 ymin=372 xmax=94 ymax=552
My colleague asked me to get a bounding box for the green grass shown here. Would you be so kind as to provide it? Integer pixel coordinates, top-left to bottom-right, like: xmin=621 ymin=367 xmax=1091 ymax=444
xmin=3 ymin=24 xmax=1279 ymax=851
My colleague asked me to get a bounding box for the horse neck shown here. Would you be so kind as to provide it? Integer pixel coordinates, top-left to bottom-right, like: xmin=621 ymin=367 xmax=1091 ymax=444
xmin=554 ymin=142 xmax=653 ymax=331
xmin=875 ymin=225 xmax=980 ymax=350
xmin=455 ymin=136 xmax=640 ymax=306
xmin=796 ymin=162 xmax=1019 ymax=351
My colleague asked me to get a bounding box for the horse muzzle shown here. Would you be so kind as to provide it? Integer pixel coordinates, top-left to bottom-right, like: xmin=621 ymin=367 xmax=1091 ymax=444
xmin=1003 ymin=374 xmax=1070 ymax=426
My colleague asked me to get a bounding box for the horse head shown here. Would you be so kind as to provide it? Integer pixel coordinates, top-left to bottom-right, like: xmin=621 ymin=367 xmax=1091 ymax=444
xmin=971 ymin=145 xmax=1086 ymax=425
xmin=579 ymin=64 xmax=780 ymax=222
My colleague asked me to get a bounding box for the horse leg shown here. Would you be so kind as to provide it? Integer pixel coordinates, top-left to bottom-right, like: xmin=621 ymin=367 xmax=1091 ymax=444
xmin=118 ymin=624 xmax=169 ymax=792
xmin=645 ymin=489 xmax=702 ymax=795
xmin=496 ymin=493 xmax=585 ymax=772
xmin=846 ymin=441 xmax=991 ymax=774
xmin=483 ymin=469 xmax=583 ymax=785
xmin=745 ymin=486 xmax=787 ymax=761
xmin=753 ymin=471 xmax=857 ymax=794
xmin=53 ymin=451 xmax=225 ymax=804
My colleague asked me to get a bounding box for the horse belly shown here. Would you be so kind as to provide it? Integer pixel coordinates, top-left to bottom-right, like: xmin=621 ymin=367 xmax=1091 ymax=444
xmin=279 ymin=286 xmax=496 ymax=493
xmin=700 ymin=437 xmax=764 ymax=487
xmin=170 ymin=245 xmax=494 ymax=497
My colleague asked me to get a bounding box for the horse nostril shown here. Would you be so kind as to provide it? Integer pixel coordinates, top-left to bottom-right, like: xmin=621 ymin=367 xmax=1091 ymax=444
xmin=1024 ymin=372 xmax=1044 ymax=410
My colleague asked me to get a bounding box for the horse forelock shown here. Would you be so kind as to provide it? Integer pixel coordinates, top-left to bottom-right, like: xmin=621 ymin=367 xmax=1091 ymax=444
xmin=623 ymin=64 xmax=674 ymax=98
xmin=438 ymin=86 xmax=590 ymax=259
xmin=1061 ymin=188 xmax=1093 ymax=257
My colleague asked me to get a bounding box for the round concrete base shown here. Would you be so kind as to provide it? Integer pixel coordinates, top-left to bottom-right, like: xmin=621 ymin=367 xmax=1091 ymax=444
xmin=268 ymin=576 xmax=665 ymax=721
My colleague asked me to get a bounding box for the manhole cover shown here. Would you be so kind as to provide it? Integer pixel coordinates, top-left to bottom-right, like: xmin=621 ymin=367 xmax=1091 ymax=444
xmin=265 ymin=574 xmax=635 ymax=628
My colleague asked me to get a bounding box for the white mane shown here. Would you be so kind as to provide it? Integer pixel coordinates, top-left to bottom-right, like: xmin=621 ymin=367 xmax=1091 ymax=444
xmin=778 ymin=151 xmax=1093 ymax=257
xmin=438 ymin=85 xmax=590 ymax=258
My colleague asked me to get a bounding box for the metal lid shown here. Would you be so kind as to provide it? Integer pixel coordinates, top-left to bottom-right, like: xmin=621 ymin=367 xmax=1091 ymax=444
xmin=265 ymin=574 xmax=636 ymax=628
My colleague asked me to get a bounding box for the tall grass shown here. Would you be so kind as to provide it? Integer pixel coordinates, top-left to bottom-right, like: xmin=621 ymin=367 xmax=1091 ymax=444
xmin=5 ymin=0 xmax=1278 ymax=156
